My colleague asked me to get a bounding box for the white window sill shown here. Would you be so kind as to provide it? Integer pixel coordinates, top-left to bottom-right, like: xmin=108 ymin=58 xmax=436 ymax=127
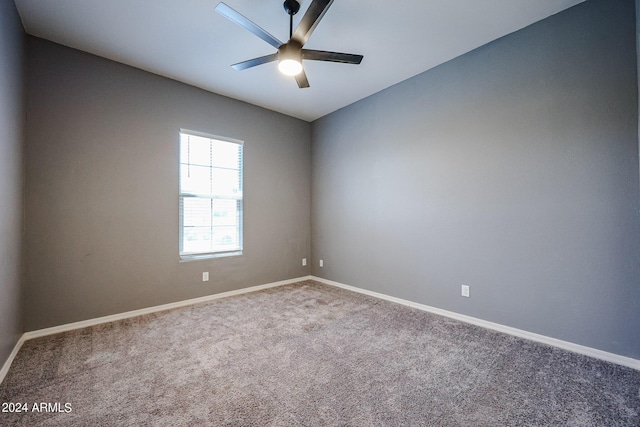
xmin=179 ymin=250 xmax=243 ymax=262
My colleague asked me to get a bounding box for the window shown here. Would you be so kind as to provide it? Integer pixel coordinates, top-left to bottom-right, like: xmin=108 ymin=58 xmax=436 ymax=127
xmin=179 ymin=130 xmax=243 ymax=259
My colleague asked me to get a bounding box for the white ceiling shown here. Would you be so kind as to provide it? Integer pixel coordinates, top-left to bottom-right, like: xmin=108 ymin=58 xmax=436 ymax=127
xmin=14 ymin=0 xmax=585 ymax=122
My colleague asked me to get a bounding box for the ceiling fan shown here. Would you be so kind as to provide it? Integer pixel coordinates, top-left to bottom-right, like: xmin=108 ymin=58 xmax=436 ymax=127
xmin=215 ymin=0 xmax=363 ymax=88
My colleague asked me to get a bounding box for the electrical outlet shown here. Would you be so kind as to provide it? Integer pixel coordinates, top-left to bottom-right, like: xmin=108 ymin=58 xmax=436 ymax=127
xmin=461 ymin=285 xmax=470 ymax=298
xmin=202 ymin=272 xmax=209 ymax=282
xmin=302 ymin=258 xmax=307 ymax=266
xmin=319 ymin=259 xmax=324 ymax=267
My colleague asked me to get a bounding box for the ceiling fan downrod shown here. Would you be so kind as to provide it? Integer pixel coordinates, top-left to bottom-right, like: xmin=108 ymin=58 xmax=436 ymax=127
xmin=283 ymin=0 xmax=300 ymax=38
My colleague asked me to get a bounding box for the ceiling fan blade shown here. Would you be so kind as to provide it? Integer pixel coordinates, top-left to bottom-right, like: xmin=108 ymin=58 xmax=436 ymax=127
xmin=291 ymin=0 xmax=334 ymax=47
xmin=231 ymin=53 xmax=278 ymax=71
xmin=295 ymin=69 xmax=310 ymax=88
xmin=215 ymin=2 xmax=283 ymax=49
xmin=302 ymin=49 xmax=363 ymax=64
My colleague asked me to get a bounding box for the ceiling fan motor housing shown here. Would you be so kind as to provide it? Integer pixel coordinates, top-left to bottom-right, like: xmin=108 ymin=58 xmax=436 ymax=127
xmin=279 ymin=40 xmax=303 ymax=63
xmin=283 ymin=0 xmax=300 ymax=16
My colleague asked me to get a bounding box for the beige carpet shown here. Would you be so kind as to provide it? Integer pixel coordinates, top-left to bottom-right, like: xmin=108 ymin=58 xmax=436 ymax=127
xmin=1 ymin=280 xmax=639 ymax=426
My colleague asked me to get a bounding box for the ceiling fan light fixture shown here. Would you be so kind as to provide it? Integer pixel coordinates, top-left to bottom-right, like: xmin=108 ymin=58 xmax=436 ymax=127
xmin=278 ymin=58 xmax=303 ymax=76
xmin=278 ymin=42 xmax=303 ymax=76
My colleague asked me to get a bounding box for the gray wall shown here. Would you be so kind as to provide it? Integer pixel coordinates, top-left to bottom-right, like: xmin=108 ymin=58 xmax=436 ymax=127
xmin=0 ymin=0 xmax=25 ymax=367
xmin=24 ymin=38 xmax=311 ymax=331
xmin=311 ymin=0 xmax=640 ymax=359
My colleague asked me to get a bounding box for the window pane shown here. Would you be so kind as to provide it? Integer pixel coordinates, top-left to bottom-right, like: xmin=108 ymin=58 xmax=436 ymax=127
xmin=212 ymin=140 xmax=241 ymax=169
xmin=212 ymin=199 xmax=238 ymax=226
xmin=211 ymin=226 xmax=239 ymax=249
xmin=180 ymin=164 xmax=211 ymax=195
xmin=212 ymin=168 xmax=241 ymax=197
xmin=183 ymin=226 xmax=213 ymax=253
xmin=181 ymin=134 xmax=212 ymax=167
xmin=182 ymin=197 xmax=212 ymax=227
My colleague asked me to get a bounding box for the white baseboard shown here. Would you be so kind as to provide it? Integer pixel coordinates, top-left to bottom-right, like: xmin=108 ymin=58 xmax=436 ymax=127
xmin=311 ymin=276 xmax=640 ymax=371
xmin=0 ymin=334 xmax=27 ymax=385
xmin=24 ymin=276 xmax=312 ymax=341
xmin=3 ymin=273 xmax=637 ymax=385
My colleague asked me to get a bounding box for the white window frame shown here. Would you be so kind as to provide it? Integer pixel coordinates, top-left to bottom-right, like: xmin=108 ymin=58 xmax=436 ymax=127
xmin=179 ymin=129 xmax=243 ymax=261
